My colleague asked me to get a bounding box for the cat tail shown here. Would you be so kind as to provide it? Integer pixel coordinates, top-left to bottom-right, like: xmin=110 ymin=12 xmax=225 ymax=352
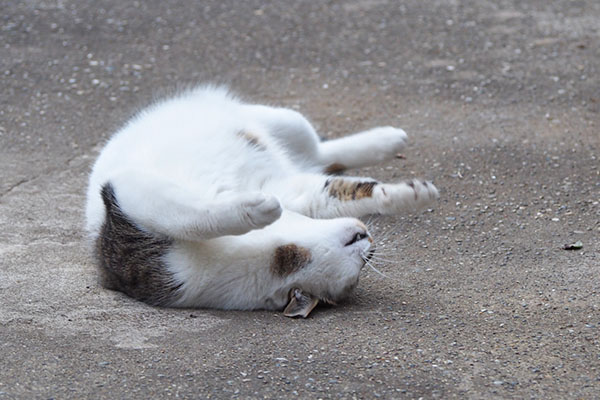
xmin=94 ymin=183 xmax=182 ymax=306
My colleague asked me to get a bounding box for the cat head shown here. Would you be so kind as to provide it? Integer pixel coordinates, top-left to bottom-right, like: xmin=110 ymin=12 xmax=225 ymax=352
xmin=264 ymin=212 xmax=374 ymax=317
xmin=168 ymin=211 xmax=374 ymax=317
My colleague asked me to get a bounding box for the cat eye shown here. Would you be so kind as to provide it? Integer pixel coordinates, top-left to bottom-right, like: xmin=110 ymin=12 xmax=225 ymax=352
xmin=345 ymin=232 xmax=368 ymax=246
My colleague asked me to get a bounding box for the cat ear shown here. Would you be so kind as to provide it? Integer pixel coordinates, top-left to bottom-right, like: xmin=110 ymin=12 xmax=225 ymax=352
xmin=283 ymin=288 xmax=319 ymax=318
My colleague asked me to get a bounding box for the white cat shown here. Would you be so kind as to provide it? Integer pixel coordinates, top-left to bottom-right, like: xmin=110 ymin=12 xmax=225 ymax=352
xmin=85 ymin=86 xmax=438 ymax=317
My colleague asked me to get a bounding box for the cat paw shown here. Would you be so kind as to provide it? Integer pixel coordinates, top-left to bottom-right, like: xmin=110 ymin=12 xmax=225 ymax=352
xmin=241 ymin=193 xmax=283 ymax=228
xmin=371 ymin=126 xmax=408 ymax=151
xmin=376 ymin=180 xmax=439 ymax=213
xmin=408 ymin=179 xmax=439 ymax=208
xmin=364 ymin=127 xmax=408 ymax=162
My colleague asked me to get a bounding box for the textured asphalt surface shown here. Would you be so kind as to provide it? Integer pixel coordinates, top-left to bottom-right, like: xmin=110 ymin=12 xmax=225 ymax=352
xmin=1 ymin=0 xmax=599 ymax=398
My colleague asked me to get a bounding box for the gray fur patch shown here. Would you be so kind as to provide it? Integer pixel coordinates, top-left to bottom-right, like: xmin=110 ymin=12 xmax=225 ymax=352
xmin=95 ymin=184 xmax=181 ymax=306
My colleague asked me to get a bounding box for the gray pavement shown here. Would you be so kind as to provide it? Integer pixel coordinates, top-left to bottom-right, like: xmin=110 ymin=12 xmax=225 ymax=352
xmin=1 ymin=0 xmax=599 ymax=398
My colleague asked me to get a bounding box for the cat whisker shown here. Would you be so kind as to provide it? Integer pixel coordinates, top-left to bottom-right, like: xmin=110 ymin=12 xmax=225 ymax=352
xmin=368 ymin=249 xmax=392 ymax=256
xmin=372 ymin=226 xmax=400 ymax=246
xmin=368 ymin=252 xmax=394 ymax=259
xmin=372 ymin=224 xmax=394 ymax=239
xmin=367 ymin=255 xmax=397 ymax=264
xmin=364 ymin=216 xmax=383 ymax=233
xmin=367 ymin=249 xmax=394 ymax=259
xmin=363 ymin=258 xmax=401 ymax=281
xmin=363 ymin=214 xmax=376 ymax=228
xmin=361 ymin=250 xmax=394 ymax=264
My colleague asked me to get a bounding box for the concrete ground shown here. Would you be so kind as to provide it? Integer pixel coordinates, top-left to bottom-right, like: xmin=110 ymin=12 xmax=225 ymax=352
xmin=1 ymin=0 xmax=599 ymax=398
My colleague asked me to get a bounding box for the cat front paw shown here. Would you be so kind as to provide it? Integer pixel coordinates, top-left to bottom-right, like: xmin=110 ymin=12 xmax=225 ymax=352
xmin=408 ymin=179 xmax=439 ymax=208
xmin=242 ymin=193 xmax=283 ymax=228
xmin=376 ymin=179 xmax=439 ymax=214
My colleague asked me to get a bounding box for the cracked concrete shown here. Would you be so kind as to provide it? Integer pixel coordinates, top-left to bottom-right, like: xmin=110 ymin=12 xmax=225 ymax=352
xmin=1 ymin=0 xmax=599 ymax=398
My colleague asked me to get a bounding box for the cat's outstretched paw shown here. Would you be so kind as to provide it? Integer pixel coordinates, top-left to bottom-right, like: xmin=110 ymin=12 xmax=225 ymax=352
xmin=369 ymin=126 xmax=408 ymax=154
xmin=241 ymin=193 xmax=283 ymax=228
xmin=409 ymin=179 xmax=439 ymax=208
xmin=376 ymin=179 xmax=439 ymax=213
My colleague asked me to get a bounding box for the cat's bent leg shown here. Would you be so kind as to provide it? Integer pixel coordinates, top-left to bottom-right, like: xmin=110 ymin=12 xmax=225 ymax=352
xmin=272 ymin=174 xmax=438 ymax=219
xmin=242 ymin=105 xmax=321 ymax=166
xmin=106 ymin=172 xmax=282 ymax=241
xmin=318 ymin=127 xmax=408 ymax=173
xmin=243 ymin=105 xmax=410 ymax=173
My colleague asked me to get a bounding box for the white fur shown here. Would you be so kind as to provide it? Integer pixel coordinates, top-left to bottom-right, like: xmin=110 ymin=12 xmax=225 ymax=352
xmin=86 ymin=86 xmax=439 ymax=311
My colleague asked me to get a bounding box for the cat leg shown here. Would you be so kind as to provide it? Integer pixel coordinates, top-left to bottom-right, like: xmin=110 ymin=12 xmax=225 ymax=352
xmin=104 ymin=171 xmax=282 ymax=241
xmin=243 ymin=105 xmax=409 ymax=173
xmin=272 ymin=174 xmax=438 ymax=219
xmin=242 ymin=105 xmax=322 ymax=167
xmin=318 ymin=127 xmax=408 ymax=173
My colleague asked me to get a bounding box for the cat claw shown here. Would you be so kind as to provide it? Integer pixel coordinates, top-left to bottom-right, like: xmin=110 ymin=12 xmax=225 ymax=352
xmin=376 ymin=180 xmax=439 ymax=213
xmin=411 ymin=179 xmax=439 ymax=207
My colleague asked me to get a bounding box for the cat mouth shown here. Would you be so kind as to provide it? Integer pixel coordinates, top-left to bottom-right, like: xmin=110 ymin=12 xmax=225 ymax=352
xmin=360 ymin=244 xmax=376 ymax=265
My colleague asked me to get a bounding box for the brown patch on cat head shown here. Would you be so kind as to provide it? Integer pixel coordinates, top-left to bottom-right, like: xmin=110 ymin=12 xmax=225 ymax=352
xmin=324 ymin=163 xmax=346 ymax=175
xmin=326 ymin=179 xmax=378 ymax=201
xmin=238 ymin=130 xmax=266 ymax=150
xmin=271 ymin=244 xmax=312 ymax=277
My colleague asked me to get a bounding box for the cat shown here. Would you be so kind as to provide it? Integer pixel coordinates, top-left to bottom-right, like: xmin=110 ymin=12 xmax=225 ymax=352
xmin=85 ymin=86 xmax=439 ymax=318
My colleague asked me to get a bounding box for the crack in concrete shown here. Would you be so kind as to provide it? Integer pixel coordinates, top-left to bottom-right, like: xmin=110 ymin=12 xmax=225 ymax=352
xmin=0 ymin=178 xmax=30 ymax=199
xmin=0 ymin=151 xmax=91 ymax=200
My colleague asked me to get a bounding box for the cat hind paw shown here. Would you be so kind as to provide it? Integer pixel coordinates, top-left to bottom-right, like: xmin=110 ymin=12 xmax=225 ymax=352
xmin=361 ymin=127 xmax=408 ymax=163
xmin=370 ymin=127 xmax=408 ymax=153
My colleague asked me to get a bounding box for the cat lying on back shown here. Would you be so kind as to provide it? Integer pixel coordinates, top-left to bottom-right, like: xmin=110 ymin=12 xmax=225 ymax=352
xmin=85 ymin=86 xmax=439 ymax=317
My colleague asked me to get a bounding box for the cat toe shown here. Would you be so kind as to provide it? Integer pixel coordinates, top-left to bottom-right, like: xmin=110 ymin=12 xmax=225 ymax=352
xmin=243 ymin=193 xmax=283 ymax=228
xmin=375 ymin=180 xmax=439 ymax=214
xmin=411 ymin=180 xmax=439 ymax=206
xmin=373 ymin=127 xmax=408 ymax=151
xmin=362 ymin=127 xmax=408 ymax=163
xmin=255 ymin=194 xmax=282 ymax=216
